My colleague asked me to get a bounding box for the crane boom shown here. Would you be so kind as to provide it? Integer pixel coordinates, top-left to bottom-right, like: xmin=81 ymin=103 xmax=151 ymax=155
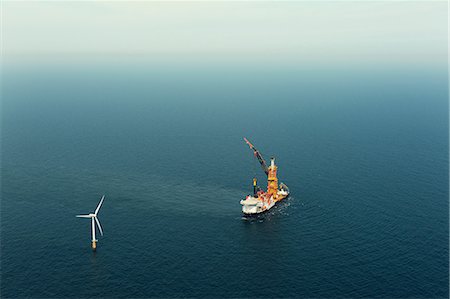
xmin=244 ymin=137 xmax=269 ymax=176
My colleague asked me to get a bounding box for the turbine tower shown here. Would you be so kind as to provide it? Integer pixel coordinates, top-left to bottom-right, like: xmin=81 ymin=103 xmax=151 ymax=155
xmin=76 ymin=195 xmax=104 ymax=251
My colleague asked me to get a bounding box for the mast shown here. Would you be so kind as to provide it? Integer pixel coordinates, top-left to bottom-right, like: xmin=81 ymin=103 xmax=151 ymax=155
xmin=267 ymin=157 xmax=278 ymax=197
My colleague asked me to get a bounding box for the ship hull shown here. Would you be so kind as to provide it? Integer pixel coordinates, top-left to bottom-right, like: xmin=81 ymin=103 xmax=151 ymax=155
xmin=241 ymin=193 xmax=289 ymax=216
xmin=242 ymin=207 xmax=272 ymax=217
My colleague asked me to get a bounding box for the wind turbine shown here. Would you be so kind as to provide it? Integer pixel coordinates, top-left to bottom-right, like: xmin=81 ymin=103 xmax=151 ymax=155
xmin=76 ymin=195 xmax=104 ymax=251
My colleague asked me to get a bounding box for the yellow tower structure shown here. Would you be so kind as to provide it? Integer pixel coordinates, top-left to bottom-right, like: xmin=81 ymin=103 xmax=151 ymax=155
xmin=267 ymin=157 xmax=278 ymax=198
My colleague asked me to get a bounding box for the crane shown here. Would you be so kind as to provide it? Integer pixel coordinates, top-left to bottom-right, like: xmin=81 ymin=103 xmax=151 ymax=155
xmin=244 ymin=137 xmax=269 ymax=176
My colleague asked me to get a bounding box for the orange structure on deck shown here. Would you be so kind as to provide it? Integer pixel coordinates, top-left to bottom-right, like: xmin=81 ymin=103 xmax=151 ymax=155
xmin=241 ymin=138 xmax=289 ymax=215
xmin=267 ymin=158 xmax=279 ymax=200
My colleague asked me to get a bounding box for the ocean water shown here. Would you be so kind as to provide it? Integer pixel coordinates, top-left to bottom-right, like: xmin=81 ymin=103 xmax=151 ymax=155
xmin=1 ymin=63 xmax=448 ymax=298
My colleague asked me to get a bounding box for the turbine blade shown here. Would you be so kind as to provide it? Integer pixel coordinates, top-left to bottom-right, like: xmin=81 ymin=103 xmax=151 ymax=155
xmin=94 ymin=217 xmax=103 ymax=236
xmin=94 ymin=195 xmax=105 ymax=216
xmin=76 ymin=215 xmax=92 ymax=218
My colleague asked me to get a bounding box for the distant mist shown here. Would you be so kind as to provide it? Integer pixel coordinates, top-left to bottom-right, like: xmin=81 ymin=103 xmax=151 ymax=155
xmin=3 ymin=1 xmax=447 ymax=69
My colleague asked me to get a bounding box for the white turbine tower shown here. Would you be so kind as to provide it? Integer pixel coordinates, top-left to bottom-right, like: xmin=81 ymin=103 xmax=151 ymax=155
xmin=76 ymin=195 xmax=104 ymax=250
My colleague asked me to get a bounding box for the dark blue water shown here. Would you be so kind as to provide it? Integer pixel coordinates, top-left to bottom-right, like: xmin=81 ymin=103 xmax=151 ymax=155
xmin=2 ymin=63 xmax=448 ymax=298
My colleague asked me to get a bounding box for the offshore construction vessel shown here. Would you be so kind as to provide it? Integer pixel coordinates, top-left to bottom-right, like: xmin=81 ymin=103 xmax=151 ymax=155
xmin=240 ymin=138 xmax=289 ymax=215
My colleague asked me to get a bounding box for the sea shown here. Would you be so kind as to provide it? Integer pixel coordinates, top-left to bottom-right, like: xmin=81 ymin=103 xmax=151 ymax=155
xmin=1 ymin=61 xmax=448 ymax=298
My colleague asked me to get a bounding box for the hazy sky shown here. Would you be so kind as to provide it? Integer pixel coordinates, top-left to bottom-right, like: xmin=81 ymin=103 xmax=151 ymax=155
xmin=2 ymin=1 xmax=448 ymax=67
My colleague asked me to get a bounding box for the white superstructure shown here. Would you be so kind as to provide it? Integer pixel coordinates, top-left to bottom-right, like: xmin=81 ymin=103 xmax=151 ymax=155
xmin=240 ymin=183 xmax=289 ymax=215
